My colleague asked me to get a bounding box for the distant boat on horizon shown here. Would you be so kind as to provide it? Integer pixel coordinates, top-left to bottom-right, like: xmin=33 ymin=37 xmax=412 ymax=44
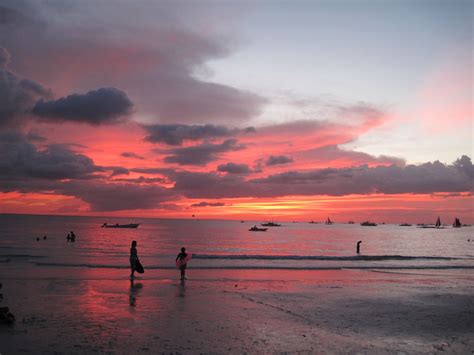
xmin=101 ymin=223 xmax=139 ymax=229
xmin=325 ymin=217 xmax=334 ymax=225
xmin=361 ymin=221 xmax=377 ymax=226
xmin=249 ymin=225 xmax=268 ymax=232
xmin=399 ymin=223 xmax=412 ymax=227
xmin=261 ymin=221 xmax=282 ymax=227
xmin=348 ymin=220 xmax=355 ymax=224
xmin=417 ymin=216 xmax=444 ymax=229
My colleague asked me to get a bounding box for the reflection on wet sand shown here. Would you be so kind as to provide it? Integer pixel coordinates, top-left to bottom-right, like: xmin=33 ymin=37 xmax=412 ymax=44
xmin=177 ymin=279 xmax=186 ymax=298
xmin=129 ymin=279 xmax=143 ymax=307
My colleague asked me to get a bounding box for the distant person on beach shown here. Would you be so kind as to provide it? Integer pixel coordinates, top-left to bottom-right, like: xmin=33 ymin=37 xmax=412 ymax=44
xmin=36 ymin=237 xmax=40 ymax=241
xmin=70 ymin=231 xmax=76 ymax=242
xmin=130 ymin=240 xmax=139 ymax=279
xmin=43 ymin=236 xmax=47 ymax=240
xmin=356 ymin=241 xmax=362 ymax=254
xmin=176 ymin=247 xmax=189 ymax=280
xmin=66 ymin=233 xmax=71 ymax=242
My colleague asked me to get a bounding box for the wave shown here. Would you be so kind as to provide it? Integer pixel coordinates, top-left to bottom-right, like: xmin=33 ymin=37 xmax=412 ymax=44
xmin=191 ymin=254 xmax=461 ymax=261
xmin=34 ymin=262 xmax=474 ymax=271
xmin=0 ymin=254 xmax=45 ymax=259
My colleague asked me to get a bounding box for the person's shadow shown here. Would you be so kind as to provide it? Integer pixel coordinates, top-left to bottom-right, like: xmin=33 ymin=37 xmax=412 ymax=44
xmin=129 ymin=278 xmax=143 ymax=307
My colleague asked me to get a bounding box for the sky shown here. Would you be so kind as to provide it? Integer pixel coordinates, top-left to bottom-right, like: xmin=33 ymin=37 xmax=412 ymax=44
xmin=0 ymin=0 xmax=472 ymax=223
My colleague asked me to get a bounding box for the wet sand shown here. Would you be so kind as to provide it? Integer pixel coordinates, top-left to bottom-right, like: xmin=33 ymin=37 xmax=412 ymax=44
xmin=1 ymin=267 xmax=473 ymax=353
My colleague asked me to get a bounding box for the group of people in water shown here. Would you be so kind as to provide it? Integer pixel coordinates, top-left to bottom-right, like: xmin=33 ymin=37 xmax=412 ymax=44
xmin=129 ymin=241 xmax=190 ymax=281
xmin=66 ymin=231 xmax=76 ymax=242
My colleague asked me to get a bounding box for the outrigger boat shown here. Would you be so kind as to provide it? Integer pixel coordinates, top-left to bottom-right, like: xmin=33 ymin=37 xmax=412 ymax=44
xmin=261 ymin=221 xmax=281 ymax=227
xmin=361 ymin=221 xmax=377 ymax=226
xmin=249 ymin=225 xmax=268 ymax=232
xmin=101 ymin=223 xmax=139 ymax=228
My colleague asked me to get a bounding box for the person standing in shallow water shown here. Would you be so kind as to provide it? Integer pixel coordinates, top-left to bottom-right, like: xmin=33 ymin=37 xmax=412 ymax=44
xmin=176 ymin=247 xmax=188 ymax=280
xmin=130 ymin=240 xmax=139 ymax=279
xmin=356 ymin=240 xmax=362 ymax=254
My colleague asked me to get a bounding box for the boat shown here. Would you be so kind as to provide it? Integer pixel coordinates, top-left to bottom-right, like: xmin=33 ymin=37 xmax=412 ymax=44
xmin=361 ymin=221 xmax=377 ymax=226
xmin=399 ymin=223 xmax=412 ymax=226
xmin=435 ymin=216 xmax=444 ymax=229
xmin=309 ymin=221 xmax=318 ymax=224
xmin=261 ymin=222 xmax=281 ymax=227
xmin=249 ymin=226 xmax=268 ymax=232
xmin=453 ymin=217 xmax=462 ymax=228
xmin=101 ymin=223 xmax=139 ymax=228
xmin=348 ymin=221 xmax=355 ymax=224
xmin=325 ymin=217 xmax=334 ymax=225
xmin=418 ymin=216 xmax=444 ymax=229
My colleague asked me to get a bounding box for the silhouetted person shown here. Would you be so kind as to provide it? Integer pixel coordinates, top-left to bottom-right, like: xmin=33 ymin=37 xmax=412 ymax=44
xmin=130 ymin=240 xmax=139 ymax=279
xmin=36 ymin=237 xmax=40 ymax=241
xmin=176 ymin=247 xmax=188 ymax=280
xmin=43 ymin=235 xmax=47 ymax=240
xmin=66 ymin=233 xmax=71 ymax=242
xmin=356 ymin=241 xmax=362 ymax=254
xmin=70 ymin=231 xmax=76 ymax=242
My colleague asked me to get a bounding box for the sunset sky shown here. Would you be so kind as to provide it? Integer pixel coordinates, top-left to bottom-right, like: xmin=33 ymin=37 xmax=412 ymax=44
xmin=0 ymin=0 xmax=472 ymax=222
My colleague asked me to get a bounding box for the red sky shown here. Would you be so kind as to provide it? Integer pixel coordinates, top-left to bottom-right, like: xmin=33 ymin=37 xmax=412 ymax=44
xmin=0 ymin=1 xmax=472 ymax=223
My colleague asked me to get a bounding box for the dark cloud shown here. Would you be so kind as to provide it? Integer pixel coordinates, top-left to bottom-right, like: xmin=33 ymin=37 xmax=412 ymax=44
xmin=112 ymin=176 xmax=167 ymax=184
xmin=295 ymin=145 xmax=405 ymax=168
xmin=0 ymin=52 xmax=51 ymax=129
xmin=172 ymin=171 xmax=247 ymax=198
xmin=266 ymin=155 xmax=294 ymax=166
xmin=169 ymin=156 xmax=474 ymax=198
xmin=217 ymin=162 xmax=251 ymax=174
xmin=110 ymin=167 xmax=129 ymax=177
xmin=121 ymin=151 xmax=144 ymax=160
xmin=26 ymin=131 xmax=46 ymax=142
xmin=32 ymin=87 xmax=133 ymax=125
xmin=163 ymin=139 xmax=246 ymax=166
xmin=191 ymin=201 xmax=226 ymax=207
xmin=61 ymin=181 xmax=175 ymax=211
xmin=143 ymin=124 xmax=254 ymax=146
xmin=130 ymin=167 xmax=174 ymax=175
xmin=0 ymin=132 xmax=102 ymax=188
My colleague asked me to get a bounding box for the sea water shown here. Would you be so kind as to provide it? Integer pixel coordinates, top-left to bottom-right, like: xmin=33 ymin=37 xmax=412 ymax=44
xmin=0 ymin=214 xmax=473 ymax=272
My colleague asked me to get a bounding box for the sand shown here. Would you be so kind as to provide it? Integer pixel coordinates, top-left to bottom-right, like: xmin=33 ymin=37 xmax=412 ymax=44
xmin=1 ymin=267 xmax=473 ymax=354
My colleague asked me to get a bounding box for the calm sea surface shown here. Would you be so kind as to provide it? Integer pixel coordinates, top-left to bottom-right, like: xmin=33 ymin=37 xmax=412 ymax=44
xmin=1 ymin=214 xmax=473 ymax=271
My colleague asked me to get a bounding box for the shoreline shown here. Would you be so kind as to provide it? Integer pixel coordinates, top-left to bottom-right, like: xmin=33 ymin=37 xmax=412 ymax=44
xmin=1 ymin=268 xmax=473 ymax=353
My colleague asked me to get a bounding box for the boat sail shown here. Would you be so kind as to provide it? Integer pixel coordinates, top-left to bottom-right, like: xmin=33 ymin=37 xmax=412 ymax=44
xmin=435 ymin=216 xmax=442 ymax=228
xmin=325 ymin=217 xmax=334 ymax=225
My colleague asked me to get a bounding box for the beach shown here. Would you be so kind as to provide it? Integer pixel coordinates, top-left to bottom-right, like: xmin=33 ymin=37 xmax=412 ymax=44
xmin=1 ymin=215 xmax=473 ymax=353
xmin=1 ymin=266 xmax=473 ymax=353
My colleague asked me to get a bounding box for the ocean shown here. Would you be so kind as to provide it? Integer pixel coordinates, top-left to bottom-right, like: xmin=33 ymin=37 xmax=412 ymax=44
xmin=1 ymin=214 xmax=473 ymax=272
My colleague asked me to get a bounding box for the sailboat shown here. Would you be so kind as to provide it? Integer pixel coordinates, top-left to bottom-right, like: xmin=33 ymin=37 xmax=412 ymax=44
xmin=417 ymin=216 xmax=444 ymax=229
xmin=325 ymin=217 xmax=334 ymax=225
xmin=453 ymin=217 xmax=462 ymax=228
